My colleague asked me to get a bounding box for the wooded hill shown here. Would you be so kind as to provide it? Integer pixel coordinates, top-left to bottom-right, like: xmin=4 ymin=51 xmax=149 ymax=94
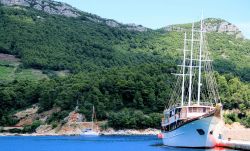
xmin=0 ymin=1 xmax=249 ymax=130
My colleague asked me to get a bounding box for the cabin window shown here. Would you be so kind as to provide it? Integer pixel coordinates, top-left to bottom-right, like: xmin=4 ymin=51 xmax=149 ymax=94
xmin=203 ymin=107 xmax=206 ymax=113
xmin=193 ymin=107 xmax=197 ymax=112
xmin=175 ymin=108 xmax=181 ymax=114
xmin=165 ymin=113 xmax=169 ymax=117
xmin=165 ymin=116 xmax=169 ymax=123
xmin=189 ymin=107 xmax=192 ymax=113
xmin=165 ymin=119 xmax=168 ymax=123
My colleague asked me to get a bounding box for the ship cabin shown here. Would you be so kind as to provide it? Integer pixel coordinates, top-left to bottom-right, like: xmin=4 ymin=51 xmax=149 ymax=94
xmin=162 ymin=104 xmax=215 ymax=131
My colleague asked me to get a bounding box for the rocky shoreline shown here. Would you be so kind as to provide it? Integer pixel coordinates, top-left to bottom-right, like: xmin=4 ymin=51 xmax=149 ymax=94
xmin=0 ymin=128 xmax=161 ymax=136
xmin=1 ymin=123 xmax=250 ymax=142
xmin=100 ymin=128 xmax=161 ymax=136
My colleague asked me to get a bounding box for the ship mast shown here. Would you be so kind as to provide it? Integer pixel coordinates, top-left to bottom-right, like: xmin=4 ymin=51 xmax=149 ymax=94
xmin=181 ymin=32 xmax=187 ymax=106
xmin=167 ymin=14 xmax=220 ymax=109
xmin=91 ymin=105 xmax=94 ymax=130
xmin=197 ymin=14 xmax=204 ymax=105
xmin=188 ymin=23 xmax=194 ymax=106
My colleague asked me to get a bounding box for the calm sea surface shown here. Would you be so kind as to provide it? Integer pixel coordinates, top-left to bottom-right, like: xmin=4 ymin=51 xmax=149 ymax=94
xmin=0 ymin=135 xmax=237 ymax=151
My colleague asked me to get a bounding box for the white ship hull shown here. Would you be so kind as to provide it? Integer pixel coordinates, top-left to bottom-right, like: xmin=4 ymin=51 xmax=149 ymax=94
xmin=162 ymin=115 xmax=221 ymax=148
xmin=81 ymin=130 xmax=99 ymax=136
xmin=161 ymin=16 xmax=222 ymax=148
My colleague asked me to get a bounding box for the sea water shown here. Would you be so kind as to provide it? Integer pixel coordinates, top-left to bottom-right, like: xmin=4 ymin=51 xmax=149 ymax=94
xmin=0 ymin=135 xmax=237 ymax=151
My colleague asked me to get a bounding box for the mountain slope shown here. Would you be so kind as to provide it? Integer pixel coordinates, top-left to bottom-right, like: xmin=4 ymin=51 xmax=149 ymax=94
xmin=0 ymin=4 xmax=161 ymax=73
xmin=0 ymin=0 xmax=149 ymax=31
xmin=0 ymin=0 xmax=81 ymax=17
xmin=0 ymin=1 xmax=249 ymax=80
xmin=0 ymin=0 xmax=249 ymax=130
xmin=160 ymin=18 xmax=244 ymax=39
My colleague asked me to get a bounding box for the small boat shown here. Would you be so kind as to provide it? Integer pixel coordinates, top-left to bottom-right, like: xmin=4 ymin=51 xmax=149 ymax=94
xmin=81 ymin=106 xmax=100 ymax=136
xmin=161 ymin=15 xmax=223 ymax=148
xmin=82 ymin=128 xmax=99 ymax=136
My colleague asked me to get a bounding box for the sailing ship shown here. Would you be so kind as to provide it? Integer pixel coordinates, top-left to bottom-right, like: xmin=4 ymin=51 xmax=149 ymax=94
xmin=81 ymin=106 xmax=99 ymax=136
xmin=161 ymin=16 xmax=223 ymax=148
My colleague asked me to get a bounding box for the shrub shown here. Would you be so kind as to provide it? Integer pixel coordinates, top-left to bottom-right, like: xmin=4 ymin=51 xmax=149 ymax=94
xmin=108 ymin=108 xmax=162 ymax=129
xmin=0 ymin=126 xmax=3 ymax=132
xmin=224 ymin=113 xmax=239 ymax=124
xmin=9 ymin=128 xmax=22 ymax=133
xmin=46 ymin=111 xmax=69 ymax=124
xmin=241 ymin=115 xmax=250 ymax=128
xmin=99 ymin=122 xmax=109 ymax=130
xmin=22 ymin=120 xmax=42 ymax=133
xmin=52 ymin=122 xmax=58 ymax=129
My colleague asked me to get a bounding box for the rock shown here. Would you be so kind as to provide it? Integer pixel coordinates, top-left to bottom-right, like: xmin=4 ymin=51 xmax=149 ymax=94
xmin=100 ymin=128 xmax=160 ymax=135
xmin=14 ymin=106 xmax=60 ymax=126
xmin=105 ymin=20 xmax=120 ymax=28
xmin=217 ymin=22 xmax=238 ymax=33
xmin=14 ymin=105 xmax=38 ymax=126
xmin=36 ymin=124 xmax=53 ymax=134
xmin=161 ymin=26 xmax=183 ymax=32
xmin=85 ymin=16 xmax=147 ymax=32
xmin=125 ymin=23 xmax=148 ymax=32
xmin=216 ymin=21 xmax=244 ymax=38
xmin=0 ymin=0 xmax=81 ymax=17
xmin=14 ymin=104 xmax=38 ymax=119
xmin=0 ymin=0 xmax=149 ymax=32
xmin=86 ymin=16 xmax=102 ymax=23
xmin=33 ymin=3 xmax=42 ymax=10
xmin=64 ymin=111 xmax=84 ymax=123
xmin=162 ymin=18 xmax=244 ymax=39
xmin=0 ymin=0 xmax=29 ymax=6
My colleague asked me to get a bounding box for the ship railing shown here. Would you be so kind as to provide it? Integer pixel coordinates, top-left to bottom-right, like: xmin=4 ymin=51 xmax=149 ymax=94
xmin=180 ymin=101 xmax=214 ymax=107
xmin=198 ymin=102 xmax=214 ymax=106
xmin=183 ymin=101 xmax=214 ymax=106
xmin=165 ymin=101 xmax=214 ymax=111
xmin=164 ymin=103 xmax=181 ymax=113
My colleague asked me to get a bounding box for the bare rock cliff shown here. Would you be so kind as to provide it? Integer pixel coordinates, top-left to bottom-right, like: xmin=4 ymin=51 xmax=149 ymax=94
xmin=0 ymin=0 xmax=80 ymax=17
xmin=162 ymin=18 xmax=244 ymax=39
xmin=0 ymin=0 xmax=148 ymax=32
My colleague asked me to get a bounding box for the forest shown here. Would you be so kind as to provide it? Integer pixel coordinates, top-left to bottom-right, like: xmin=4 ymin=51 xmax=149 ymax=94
xmin=0 ymin=5 xmax=249 ymax=130
xmin=0 ymin=64 xmax=249 ymax=129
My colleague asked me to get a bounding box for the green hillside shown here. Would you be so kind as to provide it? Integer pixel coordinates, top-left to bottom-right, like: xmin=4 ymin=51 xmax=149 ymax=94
xmin=0 ymin=56 xmax=47 ymax=82
xmin=0 ymin=6 xmax=249 ymax=80
xmin=0 ymin=5 xmax=164 ymax=73
xmin=0 ymin=2 xmax=249 ymax=130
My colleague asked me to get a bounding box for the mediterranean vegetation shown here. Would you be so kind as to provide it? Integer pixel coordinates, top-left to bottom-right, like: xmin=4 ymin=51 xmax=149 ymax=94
xmin=0 ymin=4 xmax=249 ymax=130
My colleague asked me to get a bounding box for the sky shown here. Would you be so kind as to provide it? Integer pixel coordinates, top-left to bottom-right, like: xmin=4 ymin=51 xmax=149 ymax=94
xmin=58 ymin=0 xmax=250 ymax=38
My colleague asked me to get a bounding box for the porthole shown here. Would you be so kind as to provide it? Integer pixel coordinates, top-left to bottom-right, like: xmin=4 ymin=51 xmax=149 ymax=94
xmin=196 ymin=129 xmax=205 ymax=135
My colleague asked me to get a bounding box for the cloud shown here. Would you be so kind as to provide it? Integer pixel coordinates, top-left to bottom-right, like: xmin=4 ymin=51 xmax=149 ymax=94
xmin=236 ymin=22 xmax=250 ymax=39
